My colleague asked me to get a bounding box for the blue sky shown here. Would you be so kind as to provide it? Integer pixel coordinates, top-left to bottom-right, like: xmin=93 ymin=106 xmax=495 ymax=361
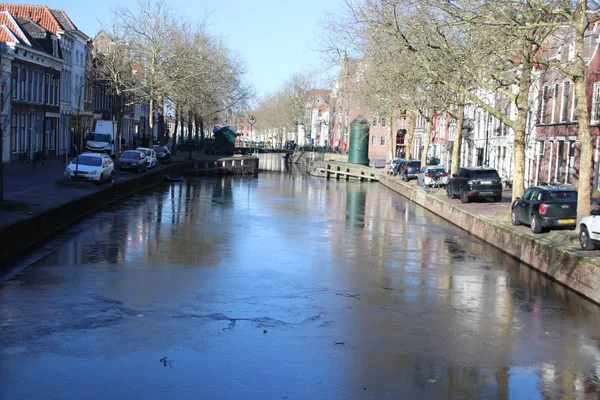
xmin=44 ymin=0 xmax=344 ymax=99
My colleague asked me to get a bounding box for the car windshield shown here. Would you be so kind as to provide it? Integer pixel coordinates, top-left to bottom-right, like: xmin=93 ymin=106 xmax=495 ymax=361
xmin=408 ymin=162 xmax=421 ymax=167
xmin=121 ymin=151 xmax=139 ymax=159
xmin=471 ymin=170 xmax=500 ymax=179
xmin=142 ymin=150 xmax=152 ymax=156
xmin=158 ymin=147 xmax=168 ymax=152
xmin=428 ymin=168 xmax=445 ymax=173
xmin=541 ymin=191 xmax=577 ymax=201
xmin=87 ymin=133 xmax=111 ymax=142
xmin=72 ymin=156 xmax=102 ymax=166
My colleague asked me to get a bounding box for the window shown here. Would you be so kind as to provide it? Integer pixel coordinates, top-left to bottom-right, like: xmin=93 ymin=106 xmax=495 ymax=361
xmin=27 ymin=69 xmax=32 ymax=101
xmin=523 ymin=188 xmax=535 ymax=201
xmin=371 ymin=135 xmax=377 ymax=145
xmin=540 ymin=86 xmax=548 ymax=123
xmin=381 ymin=136 xmax=385 ymax=146
xmin=19 ymin=114 xmax=25 ymax=151
xmin=381 ymin=117 xmax=386 ymax=127
xmin=538 ymin=140 xmax=545 ymax=155
xmin=562 ymin=81 xmax=571 ymax=122
xmin=38 ymin=73 xmax=42 ymax=103
xmin=11 ymin=113 xmax=16 ymax=152
xmin=552 ymin=84 xmax=559 ymax=123
xmin=372 ymin=117 xmax=377 ymax=127
xmin=11 ymin=67 xmax=17 ymax=99
xmin=20 ymin=68 xmax=25 ymax=100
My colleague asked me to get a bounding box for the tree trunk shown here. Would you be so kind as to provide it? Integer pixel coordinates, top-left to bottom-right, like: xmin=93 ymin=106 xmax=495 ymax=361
xmin=451 ymin=95 xmax=465 ymax=175
xmin=157 ymin=97 xmax=165 ymax=145
xmin=405 ymin=111 xmax=416 ymax=160
xmin=421 ymin=119 xmax=432 ymax=167
xmin=512 ymin=55 xmax=533 ymax=201
xmin=148 ymin=98 xmax=154 ymax=141
xmin=574 ymin=1 xmax=592 ymax=222
xmin=172 ymin=106 xmax=179 ymax=155
xmin=386 ymin=110 xmax=394 ymax=162
xmin=200 ymin=117 xmax=205 ymax=144
xmin=115 ymin=95 xmax=124 ymax=163
xmin=194 ymin=115 xmax=200 ymax=143
xmin=188 ymin=109 xmax=193 ymax=160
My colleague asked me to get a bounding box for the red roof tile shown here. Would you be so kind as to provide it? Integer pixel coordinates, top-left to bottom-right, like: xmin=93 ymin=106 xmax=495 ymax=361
xmin=0 ymin=10 xmax=26 ymax=43
xmin=0 ymin=4 xmax=61 ymax=34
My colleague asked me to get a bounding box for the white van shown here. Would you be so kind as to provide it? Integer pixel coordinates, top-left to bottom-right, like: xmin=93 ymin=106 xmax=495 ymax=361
xmin=86 ymin=120 xmax=116 ymax=155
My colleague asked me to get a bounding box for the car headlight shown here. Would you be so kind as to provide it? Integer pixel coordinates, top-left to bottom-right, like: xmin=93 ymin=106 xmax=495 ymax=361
xmin=66 ymin=168 xmax=73 ymax=174
xmin=88 ymin=169 xmax=99 ymax=175
xmin=132 ymin=162 xmax=138 ymax=166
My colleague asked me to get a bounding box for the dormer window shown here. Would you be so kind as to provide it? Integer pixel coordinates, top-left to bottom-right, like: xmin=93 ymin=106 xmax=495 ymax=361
xmin=52 ymin=37 xmax=58 ymax=57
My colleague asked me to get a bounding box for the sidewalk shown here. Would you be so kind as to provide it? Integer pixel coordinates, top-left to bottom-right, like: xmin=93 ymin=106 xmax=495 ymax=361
xmin=0 ymin=150 xmax=219 ymax=230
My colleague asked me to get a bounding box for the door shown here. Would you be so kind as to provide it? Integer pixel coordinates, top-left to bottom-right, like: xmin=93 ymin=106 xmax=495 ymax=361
xmin=518 ymin=188 xmax=536 ymax=222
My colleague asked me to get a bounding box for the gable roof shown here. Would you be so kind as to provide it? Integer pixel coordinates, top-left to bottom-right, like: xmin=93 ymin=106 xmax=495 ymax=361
xmin=14 ymin=16 xmax=50 ymax=53
xmin=50 ymin=8 xmax=76 ymax=31
xmin=0 ymin=9 xmax=27 ymax=44
xmin=0 ymin=4 xmax=63 ymax=34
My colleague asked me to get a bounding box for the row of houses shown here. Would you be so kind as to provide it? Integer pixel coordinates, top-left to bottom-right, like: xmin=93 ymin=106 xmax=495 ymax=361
xmin=241 ymin=21 xmax=600 ymax=191
xmin=0 ymin=4 xmax=151 ymax=164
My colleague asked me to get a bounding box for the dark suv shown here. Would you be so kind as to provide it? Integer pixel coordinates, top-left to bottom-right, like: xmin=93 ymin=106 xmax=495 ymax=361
xmin=446 ymin=167 xmax=503 ymax=203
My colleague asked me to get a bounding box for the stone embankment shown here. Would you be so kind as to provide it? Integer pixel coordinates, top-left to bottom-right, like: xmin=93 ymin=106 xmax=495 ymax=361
xmin=0 ymin=155 xmax=258 ymax=268
xmin=379 ymin=173 xmax=600 ymax=305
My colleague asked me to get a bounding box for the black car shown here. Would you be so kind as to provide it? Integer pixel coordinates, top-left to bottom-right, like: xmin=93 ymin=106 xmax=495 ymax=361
xmin=511 ymin=187 xmax=577 ymax=233
xmin=155 ymin=146 xmax=172 ymax=164
xmin=399 ymin=160 xmax=421 ymax=181
xmin=119 ymin=150 xmax=148 ymax=173
xmin=446 ymin=167 xmax=503 ymax=203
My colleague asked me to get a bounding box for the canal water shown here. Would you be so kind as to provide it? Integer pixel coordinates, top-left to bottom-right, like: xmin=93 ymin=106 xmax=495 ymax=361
xmin=1 ymin=165 xmax=600 ymax=399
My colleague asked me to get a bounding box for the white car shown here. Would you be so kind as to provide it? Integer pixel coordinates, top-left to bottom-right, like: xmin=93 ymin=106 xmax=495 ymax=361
xmin=136 ymin=147 xmax=157 ymax=168
xmin=417 ymin=166 xmax=449 ymax=187
xmin=579 ymin=209 xmax=600 ymax=250
xmin=65 ymin=152 xmax=114 ymax=185
xmin=387 ymin=158 xmax=402 ymax=175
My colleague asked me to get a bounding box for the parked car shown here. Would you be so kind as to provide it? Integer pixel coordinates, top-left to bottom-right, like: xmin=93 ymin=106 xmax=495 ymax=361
xmin=417 ymin=166 xmax=449 ymax=187
xmin=387 ymin=158 xmax=403 ymax=175
xmin=119 ymin=150 xmax=148 ymax=173
xmin=136 ymin=147 xmax=157 ymax=168
xmin=393 ymin=160 xmax=409 ymax=176
xmin=511 ymin=187 xmax=577 ymax=234
xmin=155 ymin=146 xmax=172 ymax=164
xmin=65 ymin=152 xmax=114 ymax=185
xmin=400 ymin=160 xmax=422 ymax=182
xmin=446 ymin=167 xmax=503 ymax=203
xmin=579 ymin=208 xmax=600 ymax=250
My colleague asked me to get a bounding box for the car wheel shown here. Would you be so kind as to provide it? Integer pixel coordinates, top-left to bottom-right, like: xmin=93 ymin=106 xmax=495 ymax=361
xmin=109 ymin=171 xmax=114 ymax=182
xmin=531 ymin=215 xmax=543 ymax=234
xmin=403 ymin=173 xmax=409 ymax=182
xmin=511 ymin=210 xmax=520 ymax=226
xmin=95 ymin=174 xmax=103 ymax=185
xmin=493 ymin=194 xmax=502 ymax=202
xmin=580 ymin=226 xmax=595 ymax=250
xmin=446 ymin=186 xmax=454 ymax=199
xmin=460 ymin=189 xmax=469 ymax=203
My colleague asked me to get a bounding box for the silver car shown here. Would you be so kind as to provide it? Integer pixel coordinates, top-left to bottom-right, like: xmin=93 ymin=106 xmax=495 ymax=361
xmin=417 ymin=166 xmax=449 ymax=187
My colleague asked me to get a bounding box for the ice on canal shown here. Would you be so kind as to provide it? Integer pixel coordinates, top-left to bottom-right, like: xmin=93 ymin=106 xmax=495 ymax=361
xmin=1 ymin=172 xmax=600 ymax=399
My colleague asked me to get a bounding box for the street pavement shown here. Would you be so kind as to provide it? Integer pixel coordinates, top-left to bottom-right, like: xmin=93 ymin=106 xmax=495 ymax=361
xmin=0 ymin=150 xmax=217 ymax=230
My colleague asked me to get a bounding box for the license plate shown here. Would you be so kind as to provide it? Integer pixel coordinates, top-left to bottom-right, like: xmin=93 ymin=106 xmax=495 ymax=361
xmin=479 ymin=192 xmax=493 ymax=196
xmin=558 ymin=219 xmax=575 ymax=224
xmin=121 ymin=165 xmax=129 ymax=169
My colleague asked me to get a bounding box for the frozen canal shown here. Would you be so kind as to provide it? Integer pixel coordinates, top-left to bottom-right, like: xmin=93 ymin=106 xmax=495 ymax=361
xmin=1 ymin=171 xmax=600 ymax=399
